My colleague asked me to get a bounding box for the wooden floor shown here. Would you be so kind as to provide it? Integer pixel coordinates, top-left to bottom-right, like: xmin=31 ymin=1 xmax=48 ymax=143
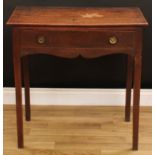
xmin=4 ymin=105 xmax=152 ymax=155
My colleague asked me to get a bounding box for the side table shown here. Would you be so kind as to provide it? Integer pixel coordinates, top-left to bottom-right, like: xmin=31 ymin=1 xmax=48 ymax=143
xmin=7 ymin=7 xmax=148 ymax=150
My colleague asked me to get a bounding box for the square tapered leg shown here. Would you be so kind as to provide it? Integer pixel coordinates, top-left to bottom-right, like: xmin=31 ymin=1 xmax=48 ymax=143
xmin=13 ymin=28 xmax=24 ymax=148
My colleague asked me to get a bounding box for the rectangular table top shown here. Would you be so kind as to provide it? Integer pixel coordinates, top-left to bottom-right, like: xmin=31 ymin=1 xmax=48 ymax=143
xmin=7 ymin=7 xmax=148 ymax=27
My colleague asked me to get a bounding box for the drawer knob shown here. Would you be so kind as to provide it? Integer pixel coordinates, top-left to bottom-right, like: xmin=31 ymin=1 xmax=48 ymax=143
xmin=109 ymin=36 xmax=118 ymax=45
xmin=37 ymin=36 xmax=46 ymax=44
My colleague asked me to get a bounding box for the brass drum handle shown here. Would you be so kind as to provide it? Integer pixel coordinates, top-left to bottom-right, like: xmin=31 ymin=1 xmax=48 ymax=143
xmin=37 ymin=36 xmax=46 ymax=44
xmin=109 ymin=36 xmax=118 ymax=45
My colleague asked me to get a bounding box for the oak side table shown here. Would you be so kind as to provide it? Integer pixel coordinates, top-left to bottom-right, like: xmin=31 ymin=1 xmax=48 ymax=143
xmin=7 ymin=7 xmax=148 ymax=150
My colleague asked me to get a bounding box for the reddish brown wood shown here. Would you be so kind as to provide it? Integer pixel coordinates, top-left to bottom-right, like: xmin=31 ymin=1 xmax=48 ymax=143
xmin=21 ymin=29 xmax=134 ymax=48
xmin=7 ymin=7 xmax=148 ymax=150
xmin=22 ymin=47 xmax=134 ymax=58
xmin=7 ymin=7 xmax=148 ymax=27
xmin=125 ymin=55 xmax=134 ymax=122
xmin=19 ymin=27 xmax=136 ymax=58
xmin=132 ymin=29 xmax=143 ymax=150
xmin=22 ymin=56 xmax=31 ymax=121
xmin=20 ymin=28 xmax=135 ymax=58
xmin=13 ymin=28 xmax=24 ymax=148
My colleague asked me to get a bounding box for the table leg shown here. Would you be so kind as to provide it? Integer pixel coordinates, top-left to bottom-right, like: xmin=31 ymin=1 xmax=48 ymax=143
xmin=132 ymin=56 xmax=141 ymax=150
xmin=13 ymin=28 xmax=24 ymax=148
xmin=125 ymin=55 xmax=134 ymax=122
xmin=22 ymin=56 xmax=31 ymax=121
xmin=132 ymin=30 xmax=142 ymax=150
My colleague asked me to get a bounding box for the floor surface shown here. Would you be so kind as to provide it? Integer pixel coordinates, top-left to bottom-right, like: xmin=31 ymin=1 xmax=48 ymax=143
xmin=4 ymin=105 xmax=152 ymax=155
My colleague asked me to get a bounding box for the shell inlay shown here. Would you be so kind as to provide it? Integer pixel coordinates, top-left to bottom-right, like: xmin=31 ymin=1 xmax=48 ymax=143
xmin=81 ymin=13 xmax=104 ymax=18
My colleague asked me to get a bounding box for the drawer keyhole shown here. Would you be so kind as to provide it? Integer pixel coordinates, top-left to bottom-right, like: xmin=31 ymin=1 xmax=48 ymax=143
xmin=109 ymin=36 xmax=118 ymax=45
xmin=37 ymin=36 xmax=46 ymax=44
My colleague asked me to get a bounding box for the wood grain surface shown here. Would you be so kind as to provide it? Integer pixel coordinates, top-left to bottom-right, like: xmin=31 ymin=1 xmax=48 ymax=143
xmin=4 ymin=105 xmax=152 ymax=155
xmin=7 ymin=7 xmax=148 ymax=27
xmin=20 ymin=27 xmax=136 ymax=58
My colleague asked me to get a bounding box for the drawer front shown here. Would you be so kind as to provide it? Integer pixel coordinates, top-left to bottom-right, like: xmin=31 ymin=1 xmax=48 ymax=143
xmin=21 ymin=30 xmax=135 ymax=49
xmin=20 ymin=29 xmax=135 ymax=58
